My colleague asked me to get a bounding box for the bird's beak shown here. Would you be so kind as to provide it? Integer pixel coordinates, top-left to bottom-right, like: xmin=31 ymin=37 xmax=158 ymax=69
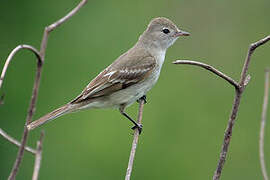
xmin=174 ymin=30 xmax=190 ymax=37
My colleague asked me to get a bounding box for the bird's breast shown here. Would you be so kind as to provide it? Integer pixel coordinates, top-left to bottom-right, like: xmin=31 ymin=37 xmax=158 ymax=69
xmin=107 ymin=50 xmax=166 ymax=108
xmin=155 ymin=50 xmax=166 ymax=66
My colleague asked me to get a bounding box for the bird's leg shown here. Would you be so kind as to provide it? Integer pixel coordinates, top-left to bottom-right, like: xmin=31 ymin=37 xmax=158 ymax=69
xmin=137 ymin=95 xmax=147 ymax=104
xmin=119 ymin=106 xmax=143 ymax=134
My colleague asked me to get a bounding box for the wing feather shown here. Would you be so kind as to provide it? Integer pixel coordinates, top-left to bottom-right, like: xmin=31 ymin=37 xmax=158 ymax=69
xmin=71 ymin=55 xmax=156 ymax=104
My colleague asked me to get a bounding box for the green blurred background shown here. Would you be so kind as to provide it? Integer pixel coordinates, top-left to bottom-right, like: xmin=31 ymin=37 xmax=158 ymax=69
xmin=1 ymin=0 xmax=270 ymax=179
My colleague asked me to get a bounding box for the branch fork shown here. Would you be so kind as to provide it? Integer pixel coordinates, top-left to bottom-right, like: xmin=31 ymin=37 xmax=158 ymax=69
xmin=173 ymin=35 xmax=270 ymax=180
xmin=0 ymin=1 xmax=87 ymax=179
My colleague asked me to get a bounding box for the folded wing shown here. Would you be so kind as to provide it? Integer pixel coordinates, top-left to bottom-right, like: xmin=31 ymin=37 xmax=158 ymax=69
xmin=71 ymin=54 xmax=156 ymax=104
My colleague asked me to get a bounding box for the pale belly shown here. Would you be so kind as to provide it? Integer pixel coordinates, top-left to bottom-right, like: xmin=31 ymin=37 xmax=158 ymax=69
xmin=109 ymin=67 xmax=161 ymax=108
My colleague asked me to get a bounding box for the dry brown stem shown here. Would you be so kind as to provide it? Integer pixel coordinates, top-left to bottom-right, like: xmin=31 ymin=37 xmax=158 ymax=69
xmin=0 ymin=1 xmax=87 ymax=179
xmin=173 ymin=35 xmax=270 ymax=180
xmin=259 ymin=69 xmax=269 ymax=180
xmin=173 ymin=60 xmax=239 ymax=89
xmin=0 ymin=128 xmax=36 ymax=154
xmin=32 ymin=131 xmax=45 ymax=180
xmin=125 ymin=99 xmax=145 ymax=180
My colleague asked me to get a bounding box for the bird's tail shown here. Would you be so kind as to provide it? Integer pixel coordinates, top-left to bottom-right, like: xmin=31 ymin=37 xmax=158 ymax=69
xmin=27 ymin=104 xmax=75 ymax=130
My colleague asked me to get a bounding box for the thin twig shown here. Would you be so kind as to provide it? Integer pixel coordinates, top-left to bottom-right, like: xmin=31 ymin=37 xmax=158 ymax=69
xmin=4 ymin=1 xmax=88 ymax=179
xmin=0 ymin=128 xmax=36 ymax=154
xmin=32 ymin=131 xmax=45 ymax=180
xmin=7 ymin=51 xmax=42 ymax=180
xmin=259 ymin=69 xmax=269 ymax=180
xmin=0 ymin=45 xmax=42 ymax=89
xmin=172 ymin=34 xmax=270 ymax=180
xmin=125 ymin=99 xmax=145 ymax=180
xmin=39 ymin=0 xmax=88 ymax=59
xmin=213 ymin=35 xmax=270 ymax=180
xmin=239 ymin=36 xmax=270 ymax=88
xmin=173 ymin=60 xmax=239 ymax=89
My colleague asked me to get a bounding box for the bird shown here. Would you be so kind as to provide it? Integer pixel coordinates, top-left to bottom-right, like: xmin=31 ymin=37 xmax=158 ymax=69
xmin=27 ymin=17 xmax=190 ymax=133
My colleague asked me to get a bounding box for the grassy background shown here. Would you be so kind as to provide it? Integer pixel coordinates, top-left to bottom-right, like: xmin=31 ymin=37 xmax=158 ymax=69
xmin=0 ymin=0 xmax=270 ymax=179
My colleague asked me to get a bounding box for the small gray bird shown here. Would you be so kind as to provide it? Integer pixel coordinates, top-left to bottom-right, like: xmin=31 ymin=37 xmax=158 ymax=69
xmin=27 ymin=17 xmax=190 ymax=132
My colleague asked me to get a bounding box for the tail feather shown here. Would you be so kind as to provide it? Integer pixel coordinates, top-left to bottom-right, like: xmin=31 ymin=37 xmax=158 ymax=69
xmin=27 ymin=104 xmax=73 ymax=130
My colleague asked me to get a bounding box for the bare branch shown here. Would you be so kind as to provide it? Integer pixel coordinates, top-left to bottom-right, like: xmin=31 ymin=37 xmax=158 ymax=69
xmin=239 ymin=35 xmax=270 ymax=88
xmin=172 ymin=35 xmax=270 ymax=180
xmin=0 ymin=45 xmax=42 ymax=89
xmin=4 ymin=1 xmax=88 ymax=179
xmin=0 ymin=128 xmax=36 ymax=154
xmin=40 ymin=0 xmax=88 ymax=59
xmin=7 ymin=50 xmax=42 ymax=180
xmin=173 ymin=60 xmax=239 ymax=89
xmin=259 ymin=69 xmax=269 ymax=180
xmin=212 ymin=91 xmax=241 ymax=180
xmin=213 ymin=35 xmax=270 ymax=180
xmin=32 ymin=131 xmax=45 ymax=180
xmin=125 ymin=99 xmax=145 ymax=180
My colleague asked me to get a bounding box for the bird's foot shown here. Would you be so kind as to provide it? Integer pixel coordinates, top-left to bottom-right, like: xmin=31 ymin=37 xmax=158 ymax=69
xmin=137 ymin=95 xmax=147 ymax=104
xmin=131 ymin=123 xmax=143 ymax=134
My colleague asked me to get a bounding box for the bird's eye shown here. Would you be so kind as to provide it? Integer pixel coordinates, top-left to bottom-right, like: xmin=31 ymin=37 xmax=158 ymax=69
xmin=162 ymin=28 xmax=170 ymax=34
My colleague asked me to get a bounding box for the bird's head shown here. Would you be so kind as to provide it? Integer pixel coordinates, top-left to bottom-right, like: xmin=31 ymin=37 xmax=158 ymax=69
xmin=140 ymin=17 xmax=190 ymax=50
